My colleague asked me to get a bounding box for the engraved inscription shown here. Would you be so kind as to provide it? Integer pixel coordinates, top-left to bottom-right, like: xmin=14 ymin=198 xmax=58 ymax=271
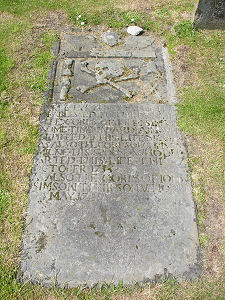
xmin=33 ymin=104 xmax=188 ymax=202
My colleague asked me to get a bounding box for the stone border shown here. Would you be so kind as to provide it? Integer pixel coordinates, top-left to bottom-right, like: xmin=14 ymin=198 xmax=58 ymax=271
xmin=161 ymin=46 xmax=177 ymax=105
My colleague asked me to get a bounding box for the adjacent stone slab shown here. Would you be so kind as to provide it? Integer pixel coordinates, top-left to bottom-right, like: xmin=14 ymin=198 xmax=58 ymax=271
xmin=194 ymin=0 xmax=225 ymax=29
xmin=21 ymin=103 xmax=201 ymax=287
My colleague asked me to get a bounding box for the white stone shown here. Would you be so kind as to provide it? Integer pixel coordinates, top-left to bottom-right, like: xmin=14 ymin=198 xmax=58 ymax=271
xmin=127 ymin=26 xmax=143 ymax=36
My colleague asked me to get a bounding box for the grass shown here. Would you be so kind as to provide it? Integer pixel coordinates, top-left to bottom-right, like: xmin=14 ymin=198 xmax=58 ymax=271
xmin=0 ymin=0 xmax=224 ymax=299
xmin=0 ymin=48 xmax=14 ymax=93
xmin=26 ymin=32 xmax=58 ymax=92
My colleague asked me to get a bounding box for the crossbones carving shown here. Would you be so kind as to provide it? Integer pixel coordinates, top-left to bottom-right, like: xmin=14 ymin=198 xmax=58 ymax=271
xmin=76 ymin=60 xmax=140 ymax=98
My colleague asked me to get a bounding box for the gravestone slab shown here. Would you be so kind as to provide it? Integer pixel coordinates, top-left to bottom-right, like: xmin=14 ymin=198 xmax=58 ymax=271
xmin=54 ymin=35 xmax=176 ymax=104
xmin=21 ymin=33 xmax=200 ymax=287
xmin=194 ymin=0 xmax=225 ymax=29
xmin=21 ymin=103 xmax=201 ymax=287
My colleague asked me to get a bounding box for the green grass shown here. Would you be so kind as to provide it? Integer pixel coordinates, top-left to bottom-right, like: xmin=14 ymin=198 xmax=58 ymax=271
xmin=27 ymin=32 xmax=58 ymax=91
xmin=69 ymin=8 xmax=156 ymax=29
xmin=0 ymin=48 xmax=14 ymax=93
xmin=19 ymin=122 xmax=39 ymax=155
xmin=0 ymin=189 xmax=10 ymax=215
xmin=0 ymin=0 xmax=224 ymax=299
xmin=178 ymin=86 xmax=224 ymax=139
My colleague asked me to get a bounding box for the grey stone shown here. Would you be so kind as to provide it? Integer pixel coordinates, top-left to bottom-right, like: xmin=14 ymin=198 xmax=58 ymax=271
xmin=62 ymin=60 xmax=73 ymax=76
xmin=59 ymin=86 xmax=68 ymax=101
xmin=64 ymin=59 xmax=73 ymax=67
xmin=59 ymin=34 xmax=156 ymax=58
xmin=161 ymin=46 xmax=177 ymax=104
xmin=53 ymin=57 xmax=168 ymax=103
xmin=61 ymin=77 xmax=70 ymax=86
xmin=60 ymin=35 xmax=102 ymax=58
xmin=59 ymin=78 xmax=71 ymax=101
xmin=101 ymin=32 xmax=120 ymax=46
xmin=21 ymin=103 xmax=201 ymax=287
xmin=52 ymin=40 xmax=60 ymax=56
xmin=127 ymin=26 xmax=144 ymax=36
xmin=91 ymin=36 xmax=156 ymax=58
xmin=194 ymin=0 xmax=225 ymax=29
xmin=146 ymin=61 xmax=158 ymax=74
xmin=21 ymin=32 xmax=201 ymax=287
xmin=53 ymin=35 xmax=172 ymax=104
xmin=62 ymin=68 xmax=72 ymax=76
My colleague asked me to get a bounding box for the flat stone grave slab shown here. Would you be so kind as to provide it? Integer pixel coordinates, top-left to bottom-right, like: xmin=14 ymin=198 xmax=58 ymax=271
xmin=21 ymin=34 xmax=200 ymax=288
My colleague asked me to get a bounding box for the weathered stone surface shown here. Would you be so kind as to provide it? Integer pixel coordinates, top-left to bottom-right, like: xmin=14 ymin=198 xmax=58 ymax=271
xmin=60 ymin=35 xmax=156 ymax=58
xmin=101 ymin=32 xmax=120 ymax=46
xmin=92 ymin=36 xmax=156 ymax=58
xmin=21 ymin=32 xmax=199 ymax=287
xmin=60 ymin=35 xmax=101 ymax=58
xmin=194 ymin=0 xmax=225 ymax=29
xmin=53 ymin=57 xmax=168 ymax=103
xmin=21 ymin=103 xmax=201 ymax=287
xmin=127 ymin=26 xmax=144 ymax=36
xmin=53 ymin=35 xmax=177 ymax=104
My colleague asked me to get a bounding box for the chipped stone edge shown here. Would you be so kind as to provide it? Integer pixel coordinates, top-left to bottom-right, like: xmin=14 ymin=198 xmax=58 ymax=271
xmin=161 ymin=46 xmax=178 ymax=105
xmin=40 ymin=40 xmax=61 ymax=122
xmin=19 ymin=254 xmax=202 ymax=289
xmin=173 ymin=106 xmax=202 ymax=281
xmin=18 ymin=39 xmax=61 ymax=285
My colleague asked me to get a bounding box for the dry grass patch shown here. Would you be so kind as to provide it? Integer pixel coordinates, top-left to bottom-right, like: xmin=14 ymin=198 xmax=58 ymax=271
xmin=186 ymin=136 xmax=225 ymax=276
xmin=30 ymin=10 xmax=69 ymax=31
xmin=115 ymin=0 xmax=181 ymax=11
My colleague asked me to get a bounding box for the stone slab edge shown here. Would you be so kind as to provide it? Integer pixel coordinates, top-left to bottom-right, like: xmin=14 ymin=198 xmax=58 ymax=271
xmin=18 ymin=41 xmax=61 ymax=284
xmin=161 ymin=46 xmax=178 ymax=105
xmin=41 ymin=40 xmax=61 ymax=120
xmin=175 ymin=122 xmax=202 ymax=280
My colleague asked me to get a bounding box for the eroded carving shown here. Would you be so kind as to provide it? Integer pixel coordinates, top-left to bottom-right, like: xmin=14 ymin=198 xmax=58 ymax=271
xmin=76 ymin=60 xmax=140 ymax=98
xmin=59 ymin=59 xmax=73 ymax=101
